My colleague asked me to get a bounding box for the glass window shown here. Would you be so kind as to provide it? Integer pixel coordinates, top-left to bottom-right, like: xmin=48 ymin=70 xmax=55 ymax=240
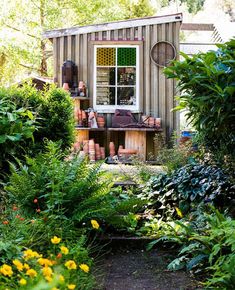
xmin=94 ymin=45 xmax=139 ymax=110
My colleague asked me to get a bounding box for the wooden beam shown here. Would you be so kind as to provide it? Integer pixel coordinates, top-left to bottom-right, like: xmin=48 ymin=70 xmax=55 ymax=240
xmin=181 ymin=23 xmax=214 ymax=31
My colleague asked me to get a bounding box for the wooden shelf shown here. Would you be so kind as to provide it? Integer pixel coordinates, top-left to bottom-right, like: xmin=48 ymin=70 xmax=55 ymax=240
xmin=75 ymin=127 xmax=105 ymax=131
xmin=108 ymin=127 xmax=163 ymax=132
xmin=71 ymin=96 xmax=89 ymax=100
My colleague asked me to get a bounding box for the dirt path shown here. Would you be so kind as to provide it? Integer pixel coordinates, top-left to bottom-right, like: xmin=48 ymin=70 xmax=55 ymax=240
xmin=97 ymin=248 xmax=200 ymax=290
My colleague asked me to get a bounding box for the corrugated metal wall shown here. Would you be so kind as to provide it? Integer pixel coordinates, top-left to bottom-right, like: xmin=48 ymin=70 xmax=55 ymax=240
xmin=52 ymin=21 xmax=181 ymax=139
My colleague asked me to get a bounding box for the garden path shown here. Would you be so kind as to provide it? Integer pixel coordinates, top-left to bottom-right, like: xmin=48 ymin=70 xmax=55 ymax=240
xmin=98 ymin=247 xmax=200 ymax=290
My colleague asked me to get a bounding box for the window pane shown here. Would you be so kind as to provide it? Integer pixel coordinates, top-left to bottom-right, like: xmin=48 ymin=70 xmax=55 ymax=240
xmin=97 ymin=48 xmax=116 ymax=66
xmin=117 ymin=87 xmax=136 ymax=105
xmin=117 ymin=48 xmax=136 ymax=66
xmin=96 ymin=87 xmax=115 ymax=105
xmin=117 ymin=67 xmax=136 ymax=85
xmin=97 ymin=67 xmax=115 ymax=85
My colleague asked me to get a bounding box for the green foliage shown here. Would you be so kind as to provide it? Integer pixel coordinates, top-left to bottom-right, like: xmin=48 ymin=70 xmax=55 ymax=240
xmin=5 ymin=141 xmax=145 ymax=232
xmin=159 ymin=209 xmax=235 ymax=289
xmin=0 ymin=84 xmax=75 ymax=157
xmin=0 ymin=97 xmax=36 ymax=173
xmin=154 ymin=132 xmax=195 ymax=173
xmin=164 ymin=39 xmax=235 ymax=162
xmin=160 ymin=0 xmax=205 ymax=14
xmin=142 ymin=162 xmax=235 ymax=218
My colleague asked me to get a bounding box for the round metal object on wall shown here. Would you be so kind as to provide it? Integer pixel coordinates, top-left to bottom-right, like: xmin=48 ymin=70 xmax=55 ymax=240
xmin=150 ymin=41 xmax=176 ymax=67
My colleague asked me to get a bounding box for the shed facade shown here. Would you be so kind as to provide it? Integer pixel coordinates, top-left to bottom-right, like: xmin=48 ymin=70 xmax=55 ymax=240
xmin=43 ymin=13 xmax=182 ymax=160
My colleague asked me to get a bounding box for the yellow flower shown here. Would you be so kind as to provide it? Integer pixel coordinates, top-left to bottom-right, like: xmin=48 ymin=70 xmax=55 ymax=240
xmin=91 ymin=219 xmax=99 ymax=229
xmin=60 ymin=246 xmax=69 ymax=255
xmin=19 ymin=278 xmax=27 ymax=286
xmin=51 ymin=236 xmax=61 ymax=244
xmin=42 ymin=266 xmax=53 ymax=277
xmin=23 ymin=263 xmax=30 ymax=270
xmin=0 ymin=264 xmax=13 ymax=277
xmin=23 ymin=249 xmax=40 ymax=260
xmin=59 ymin=274 xmax=65 ymax=283
xmin=79 ymin=263 xmax=89 ymax=273
xmin=45 ymin=275 xmax=52 ymax=282
xmin=13 ymin=259 xmax=24 ymax=271
xmin=64 ymin=260 xmax=77 ymax=270
xmin=26 ymin=268 xmax=37 ymax=278
xmin=68 ymin=284 xmax=76 ymax=290
xmin=51 ymin=288 xmax=59 ymax=290
xmin=175 ymin=207 xmax=183 ymax=218
xmin=38 ymin=258 xmax=53 ymax=267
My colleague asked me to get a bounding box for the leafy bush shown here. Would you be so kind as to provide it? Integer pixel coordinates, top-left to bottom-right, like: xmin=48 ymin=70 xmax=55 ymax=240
xmin=5 ymin=141 xmax=145 ymax=231
xmin=164 ymin=38 xmax=235 ymax=162
xmin=154 ymin=132 xmax=195 ymax=173
xmin=142 ymin=162 xmax=235 ymax=218
xmin=0 ymin=98 xmax=36 ymax=173
xmin=152 ymin=208 xmax=235 ymax=289
xmin=0 ymin=83 xmax=75 ymax=155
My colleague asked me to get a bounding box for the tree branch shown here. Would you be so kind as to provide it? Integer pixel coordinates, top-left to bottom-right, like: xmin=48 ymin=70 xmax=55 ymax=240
xmin=19 ymin=63 xmax=41 ymax=72
xmin=4 ymin=23 xmax=41 ymax=40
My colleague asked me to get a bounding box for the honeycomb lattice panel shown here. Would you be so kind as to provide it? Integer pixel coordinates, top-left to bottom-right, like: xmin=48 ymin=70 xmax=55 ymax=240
xmin=118 ymin=48 xmax=136 ymax=66
xmin=97 ymin=48 xmax=115 ymax=66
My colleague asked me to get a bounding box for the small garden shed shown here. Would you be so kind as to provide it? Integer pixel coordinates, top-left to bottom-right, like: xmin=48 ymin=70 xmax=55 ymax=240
xmin=43 ymin=13 xmax=182 ymax=161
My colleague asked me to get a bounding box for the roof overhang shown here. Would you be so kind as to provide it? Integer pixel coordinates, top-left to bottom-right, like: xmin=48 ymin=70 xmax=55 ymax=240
xmin=43 ymin=13 xmax=182 ymax=39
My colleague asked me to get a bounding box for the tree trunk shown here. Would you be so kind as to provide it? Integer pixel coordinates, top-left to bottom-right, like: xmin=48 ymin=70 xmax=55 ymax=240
xmin=40 ymin=0 xmax=48 ymax=76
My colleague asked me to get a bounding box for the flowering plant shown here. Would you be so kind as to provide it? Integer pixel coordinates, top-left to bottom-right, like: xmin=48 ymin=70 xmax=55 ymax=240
xmin=0 ymin=236 xmax=94 ymax=290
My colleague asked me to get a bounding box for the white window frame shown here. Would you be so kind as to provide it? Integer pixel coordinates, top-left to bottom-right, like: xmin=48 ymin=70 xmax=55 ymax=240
xmin=94 ymin=44 xmax=139 ymax=112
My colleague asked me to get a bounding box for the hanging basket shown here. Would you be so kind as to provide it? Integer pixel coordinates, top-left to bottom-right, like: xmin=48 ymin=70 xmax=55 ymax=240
xmin=150 ymin=41 xmax=176 ymax=67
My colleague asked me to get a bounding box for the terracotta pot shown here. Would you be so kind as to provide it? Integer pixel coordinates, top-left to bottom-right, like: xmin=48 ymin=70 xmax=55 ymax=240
xmin=148 ymin=117 xmax=155 ymax=127
xmin=118 ymin=145 xmax=124 ymax=156
xmin=88 ymin=139 xmax=95 ymax=162
xmin=155 ymin=118 xmax=161 ymax=128
xmin=97 ymin=115 xmax=105 ymax=128
xmin=73 ymin=142 xmax=81 ymax=152
xmin=83 ymin=140 xmax=89 ymax=155
xmin=62 ymin=82 xmax=70 ymax=91
xmin=95 ymin=143 xmax=101 ymax=160
xmin=100 ymin=147 xmax=105 ymax=159
xmin=109 ymin=141 xmax=115 ymax=157
xmin=118 ymin=149 xmax=138 ymax=155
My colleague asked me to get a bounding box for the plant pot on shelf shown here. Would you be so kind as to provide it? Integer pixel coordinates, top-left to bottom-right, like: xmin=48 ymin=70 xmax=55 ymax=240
xmin=148 ymin=117 xmax=155 ymax=127
xmin=97 ymin=115 xmax=105 ymax=128
xmin=109 ymin=142 xmax=115 ymax=157
xmin=88 ymin=139 xmax=95 ymax=162
xmin=95 ymin=143 xmax=101 ymax=160
xmin=100 ymin=147 xmax=105 ymax=159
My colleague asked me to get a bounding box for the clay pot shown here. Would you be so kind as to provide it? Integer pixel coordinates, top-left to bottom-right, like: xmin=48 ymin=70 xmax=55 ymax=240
xmin=97 ymin=115 xmax=105 ymax=128
xmin=62 ymin=82 xmax=70 ymax=91
xmin=118 ymin=149 xmax=138 ymax=155
xmin=100 ymin=147 xmax=105 ymax=159
xmin=73 ymin=142 xmax=81 ymax=152
xmin=88 ymin=139 xmax=95 ymax=162
xmin=109 ymin=142 xmax=115 ymax=157
xmin=83 ymin=140 xmax=89 ymax=155
xmin=148 ymin=117 xmax=155 ymax=127
xmin=118 ymin=145 xmax=124 ymax=156
xmin=95 ymin=143 xmax=101 ymax=160
xmin=155 ymin=118 xmax=161 ymax=128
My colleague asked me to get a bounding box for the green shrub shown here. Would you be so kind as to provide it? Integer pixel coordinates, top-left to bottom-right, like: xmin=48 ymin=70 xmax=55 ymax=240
xmin=5 ymin=141 xmax=145 ymax=231
xmin=155 ymin=208 xmax=235 ymax=289
xmin=142 ymin=162 xmax=235 ymax=218
xmin=0 ymin=83 xmax=75 ymax=155
xmin=0 ymin=98 xmax=36 ymax=173
xmin=164 ymin=38 xmax=235 ymax=163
